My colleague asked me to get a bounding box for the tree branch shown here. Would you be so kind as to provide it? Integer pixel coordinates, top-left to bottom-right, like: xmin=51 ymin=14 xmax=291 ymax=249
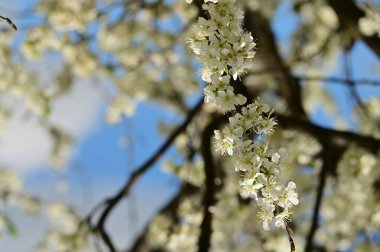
xmin=343 ymin=50 xmax=369 ymax=117
xmin=197 ymin=116 xmax=225 ymax=252
xmin=127 ymin=182 xmax=199 ymax=252
xmin=305 ymin=143 xmax=346 ymax=251
xmin=0 ymin=15 xmax=17 ymax=30
xmin=234 ymin=76 xmax=380 ymax=157
xmin=91 ymin=98 xmax=204 ymax=252
xmin=277 ymin=114 xmax=380 ymax=156
xmin=295 ymin=75 xmax=380 ymax=86
xmin=328 ymin=0 xmax=380 ymax=59
xmin=244 ymin=8 xmax=307 ymax=118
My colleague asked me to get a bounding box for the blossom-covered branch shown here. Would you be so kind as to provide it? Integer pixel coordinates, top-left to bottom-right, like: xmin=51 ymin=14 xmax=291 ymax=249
xmin=187 ymin=1 xmax=299 ymax=250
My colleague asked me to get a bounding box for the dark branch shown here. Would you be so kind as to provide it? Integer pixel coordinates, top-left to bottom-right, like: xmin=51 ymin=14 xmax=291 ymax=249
xmin=91 ymin=98 xmax=204 ymax=252
xmin=0 ymin=15 xmax=17 ymax=30
xmin=277 ymin=114 xmax=380 ymax=156
xmin=197 ymin=116 xmax=225 ymax=252
xmin=295 ymin=76 xmax=380 ymax=86
xmin=248 ymin=67 xmax=380 ymax=86
xmin=305 ymin=143 xmax=346 ymax=251
xmin=343 ymin=51 xmax=368 ymax=117
xmin=127 ymin=183 xmax=199 ymax=252
xmin=244 ymin=8 xmax=307 ymax=118
xmin=328 ymin=0 xmax=380 ymax=59
xmin=234 ymin=76 xmax=380 ymax=156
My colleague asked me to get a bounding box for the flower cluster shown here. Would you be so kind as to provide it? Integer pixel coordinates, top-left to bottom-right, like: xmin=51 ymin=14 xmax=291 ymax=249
xmin=187 ymin=0 xmax=256 ymax=112
xmin=204 ymin=74 xmax=247 ymax=112
xmin=187 ymin=0 xmax=256 ymax=81
xmin=359 ymin=4 xmax=380 ymax=37
xmin=187 ymin=0 xmax=298 ymax=231
xmin=215 ymin=99 xmax=298 ymax=230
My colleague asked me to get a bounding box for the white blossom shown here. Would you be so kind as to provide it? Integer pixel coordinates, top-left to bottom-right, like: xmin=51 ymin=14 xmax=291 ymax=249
xmin=240 ymin=176 xmax=264 ymax=199
xmin=359 ymin=5 xmax=380 ymax=37
xmin=257 ymin=200 xmax=275 ymax=231
xmin=274 ymin=209 xmax=291 ymax=229
xmin=278 ymin=181 xmax=299 ymax=208
xmin=187 ymin=0 xmax=298 ymax=233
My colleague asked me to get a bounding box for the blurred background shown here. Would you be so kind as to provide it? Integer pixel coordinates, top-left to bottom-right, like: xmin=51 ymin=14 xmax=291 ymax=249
xmin=0 ymin=0 xmax=379 ymax=251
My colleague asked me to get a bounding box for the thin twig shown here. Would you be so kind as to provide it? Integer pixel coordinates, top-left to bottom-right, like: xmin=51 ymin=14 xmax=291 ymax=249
xmin=91 ymin=98 xmax=204 ymax=252
xmin=0 ymin=15 xmax=17 ymax=30
xmin=248 ymin=68 xmax=380 ymax=87
xmin=295 ymin=75 xmax=380 ymax=86
xmin=285 ymin=219 xmax=295 ymax=252
xmin=343 ymin=50 xmax=369 ymax=117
